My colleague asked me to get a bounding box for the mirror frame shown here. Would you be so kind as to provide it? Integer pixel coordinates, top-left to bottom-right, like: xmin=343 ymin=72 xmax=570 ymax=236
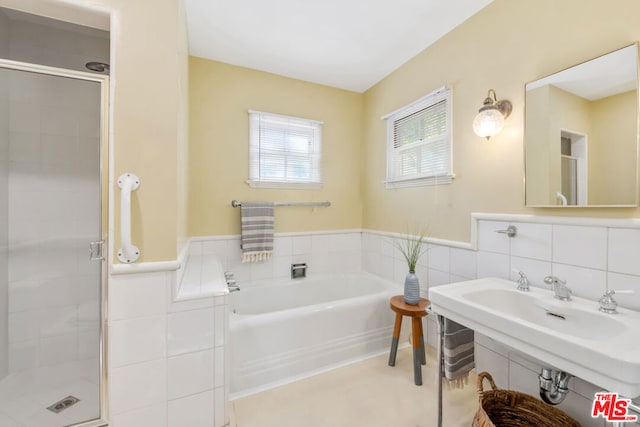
xmin=523 ymin=42 xmax=640 ymax=208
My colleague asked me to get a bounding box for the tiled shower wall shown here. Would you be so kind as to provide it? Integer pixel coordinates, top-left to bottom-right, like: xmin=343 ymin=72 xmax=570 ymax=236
xmin=1 ymin=13 xmax=109 ymax=373
xmin=6 ymin=65 xmax=102 ymax=373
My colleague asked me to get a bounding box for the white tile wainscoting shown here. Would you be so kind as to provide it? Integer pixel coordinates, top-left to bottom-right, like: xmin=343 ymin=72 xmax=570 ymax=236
xmin=107 ymin=270 xmax=229 ymax=427
xmin=186 ymin=230 xmax=363 ymax=289
xmin=107 ymin=216 xmax=640 ymax=426
xmin=106 ymin=231 xmax=362 ymax=427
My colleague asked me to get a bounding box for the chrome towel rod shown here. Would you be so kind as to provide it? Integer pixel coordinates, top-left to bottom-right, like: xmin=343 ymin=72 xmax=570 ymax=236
xmin=231 ymin=200 xmax=330 ymax=208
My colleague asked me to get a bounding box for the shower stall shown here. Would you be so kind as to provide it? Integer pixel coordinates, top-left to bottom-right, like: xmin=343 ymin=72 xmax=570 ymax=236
xmin=0 ymin=7 xmax=109 ymax=427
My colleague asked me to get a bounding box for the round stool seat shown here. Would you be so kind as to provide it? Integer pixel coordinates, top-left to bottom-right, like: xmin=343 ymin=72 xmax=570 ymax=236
xmin=389 ymin=295 xmax=429 ymax=317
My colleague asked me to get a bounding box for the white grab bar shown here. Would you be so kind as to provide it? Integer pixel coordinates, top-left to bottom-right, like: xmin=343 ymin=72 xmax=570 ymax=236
xmin=117 ymin=173 xmax=141 ymax=263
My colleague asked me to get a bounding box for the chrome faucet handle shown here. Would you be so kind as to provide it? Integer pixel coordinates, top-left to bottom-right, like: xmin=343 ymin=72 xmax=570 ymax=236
xmin=544 ymin=275 xmax=566 ymax=286
xmin=599 ymin=289 xmax=635 ymax=314
xmin=544 ymin=276 xmax=572 ymax=300
xmin=512 ymin=269 xmax=530 ymax=292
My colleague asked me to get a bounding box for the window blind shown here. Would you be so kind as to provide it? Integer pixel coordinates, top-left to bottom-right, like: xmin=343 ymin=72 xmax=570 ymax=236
xmin=385 ymin=87 xmax=452 ymax=187
xmin=249 ymin=111 xmax=322 ymax=188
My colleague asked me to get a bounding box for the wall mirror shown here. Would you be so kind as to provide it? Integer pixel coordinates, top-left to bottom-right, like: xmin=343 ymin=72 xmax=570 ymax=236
xmin=524 ymin=44 xmax=639 ymax=207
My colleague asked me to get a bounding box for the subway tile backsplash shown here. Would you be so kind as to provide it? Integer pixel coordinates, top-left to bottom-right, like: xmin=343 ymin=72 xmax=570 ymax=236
xmin=608 ymin=227 xmax=640 ymax=276
xmin=190 ymin=231 xmax=363 ymax=286
xmin=553 ymin=225 xmax=608 ymax=270
xmin=470 ymin=219 xmax=640 ymax=310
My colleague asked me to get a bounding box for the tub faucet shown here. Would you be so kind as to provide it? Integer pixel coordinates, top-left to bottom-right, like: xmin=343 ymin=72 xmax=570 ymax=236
xmin=544 ymin=276 xmax=572 ymax=301
xmin=225 ymin=271 xmax=240 ymax=292
xmin=513 ymin=270 xmax=530 ymax=292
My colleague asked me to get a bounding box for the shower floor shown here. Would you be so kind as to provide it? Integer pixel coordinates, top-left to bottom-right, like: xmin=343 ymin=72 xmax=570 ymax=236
xmin=0 ymin=359 xmax=100 ymax=427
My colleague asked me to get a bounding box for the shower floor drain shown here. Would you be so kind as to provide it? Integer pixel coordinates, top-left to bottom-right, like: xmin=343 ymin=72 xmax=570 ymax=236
xmin=47 ymin=395 xmax=80 ymax=413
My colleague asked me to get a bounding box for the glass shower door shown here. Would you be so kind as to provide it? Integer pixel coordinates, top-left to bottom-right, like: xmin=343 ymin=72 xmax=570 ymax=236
xmin=0 ymin=65 xmax=104 ymax=427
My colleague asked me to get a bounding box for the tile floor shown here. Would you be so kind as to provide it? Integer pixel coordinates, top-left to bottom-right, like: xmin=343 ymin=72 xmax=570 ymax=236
xmin=0 ymin=359 xmax=100 ymax=426
xmin=231 ymin=346 xmax=479 ymax=427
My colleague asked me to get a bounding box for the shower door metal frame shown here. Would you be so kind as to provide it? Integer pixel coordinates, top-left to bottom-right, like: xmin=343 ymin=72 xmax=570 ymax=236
xmin=0 ymin=58 xmax=110 ymax=427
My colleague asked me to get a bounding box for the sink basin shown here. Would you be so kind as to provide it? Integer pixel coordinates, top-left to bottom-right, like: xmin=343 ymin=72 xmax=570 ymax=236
xmin=429 ymin=278 xmax=640 ymax=397
xmin=464 ymin=288 xmax=626 ymax=340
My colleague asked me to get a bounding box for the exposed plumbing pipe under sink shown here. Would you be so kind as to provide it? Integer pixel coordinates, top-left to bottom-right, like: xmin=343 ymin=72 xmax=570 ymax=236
xmin=539 ymin=368 xmax=572 ymax=405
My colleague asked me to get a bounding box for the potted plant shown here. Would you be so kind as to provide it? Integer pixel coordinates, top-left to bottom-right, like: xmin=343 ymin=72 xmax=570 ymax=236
xmin=395 ymin=229 xmax=428 ymax=305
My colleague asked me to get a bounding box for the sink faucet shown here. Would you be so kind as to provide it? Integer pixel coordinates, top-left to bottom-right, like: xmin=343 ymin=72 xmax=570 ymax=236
xmin=544 ymin=276 xmax=572 ymax=301
xmin=599 ymin=289 xmax=635 ymax=314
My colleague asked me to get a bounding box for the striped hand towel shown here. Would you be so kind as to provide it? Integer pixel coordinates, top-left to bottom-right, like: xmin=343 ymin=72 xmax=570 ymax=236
xmin=240 ymin=201 xmax=275 ymax=263
xmin=443 ymin=318 xmax=475 ymax=388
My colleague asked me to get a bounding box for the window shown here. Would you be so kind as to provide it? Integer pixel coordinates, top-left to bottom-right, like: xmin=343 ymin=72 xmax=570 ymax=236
xmin=384 ymin=86 xmax=453 ymax=188
xmin=248 ymin=110 xmax=323 ymax=189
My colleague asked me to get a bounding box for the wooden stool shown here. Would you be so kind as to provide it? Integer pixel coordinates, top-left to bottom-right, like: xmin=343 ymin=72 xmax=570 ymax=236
xmin=388 ymin=295 xmax=429 ymax=385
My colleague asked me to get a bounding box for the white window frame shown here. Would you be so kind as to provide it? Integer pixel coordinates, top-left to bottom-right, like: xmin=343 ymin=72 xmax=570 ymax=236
xmin=382 ymin=86 xmax=454 ymax=189
xmin=247 ymin=110 xmax=323 ymax=189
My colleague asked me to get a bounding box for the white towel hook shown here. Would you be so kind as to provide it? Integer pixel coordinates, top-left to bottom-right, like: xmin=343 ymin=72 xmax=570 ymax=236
xmin=117 ymin=173 xmax=141 ymax=263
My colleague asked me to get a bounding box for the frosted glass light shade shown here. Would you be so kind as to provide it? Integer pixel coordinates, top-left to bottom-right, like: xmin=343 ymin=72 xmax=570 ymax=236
xmin=473 ymin=108 xmax=505 ymax=139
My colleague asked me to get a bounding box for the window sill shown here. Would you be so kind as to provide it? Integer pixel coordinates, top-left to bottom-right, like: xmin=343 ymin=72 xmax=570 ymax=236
xmin=385 ymin=174 xmax=455 ymax=189
xmin=247 ymin=180 xmax=323 ymax=190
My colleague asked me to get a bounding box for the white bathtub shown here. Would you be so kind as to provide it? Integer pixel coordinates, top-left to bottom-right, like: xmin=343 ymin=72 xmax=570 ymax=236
xmin=229 ymin=272 xmax=404 ymax=397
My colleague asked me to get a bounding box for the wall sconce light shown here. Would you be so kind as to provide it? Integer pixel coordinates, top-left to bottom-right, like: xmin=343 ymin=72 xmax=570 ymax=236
xmin=472 ymin=89 xmax=512 ymax=140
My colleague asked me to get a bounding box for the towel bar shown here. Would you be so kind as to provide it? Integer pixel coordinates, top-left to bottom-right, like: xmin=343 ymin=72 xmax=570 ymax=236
xmin=231 ymin=200 xmax=330 ymax=208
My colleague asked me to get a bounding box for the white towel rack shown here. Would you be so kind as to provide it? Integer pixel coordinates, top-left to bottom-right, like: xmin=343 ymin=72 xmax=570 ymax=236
xmin=117 ymin=173 xmax=141 ymax=263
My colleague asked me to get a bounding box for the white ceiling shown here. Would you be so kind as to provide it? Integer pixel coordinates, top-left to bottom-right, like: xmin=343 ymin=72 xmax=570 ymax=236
xmin=526 ymin=45 xmax=638 ymax=101
xmin=185 ymin=0 xmax=493 ymax=93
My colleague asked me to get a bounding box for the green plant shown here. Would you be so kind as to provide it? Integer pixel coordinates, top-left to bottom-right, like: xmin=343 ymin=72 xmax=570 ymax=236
xmin=394 ymin=229 xmax=428 ymax=273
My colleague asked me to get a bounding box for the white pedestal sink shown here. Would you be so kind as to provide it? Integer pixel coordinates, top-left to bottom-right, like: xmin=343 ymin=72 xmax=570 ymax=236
xmin=429 ymin=277 xmax=640 ymax=398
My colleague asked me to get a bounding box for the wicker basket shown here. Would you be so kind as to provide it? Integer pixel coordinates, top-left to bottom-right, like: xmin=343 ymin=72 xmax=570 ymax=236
xmin=472 ymin=372 xmax=582 ymax=427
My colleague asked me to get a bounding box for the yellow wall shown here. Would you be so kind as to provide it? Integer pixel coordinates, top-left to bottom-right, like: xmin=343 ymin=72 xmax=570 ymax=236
xmin=589 ymin=90 xmax=637 ymax=204
xmin=176 ymin=0 xmax=190 ymax=252
xmin=104 ymin=0 xmax=188 ymax=262
xmin=188 ymin=58 xmax=363 ymax=236
xmin=548 ymin=85 xmax=591 ymax=204
xmin=362 ymin=0 xmax=640 ymax=242
xmin=1 ymin=0 xmax=189 ymax=261
xmin=525 ymin=85 xmax=637 ymax=206
xmin=525 ymin=85 xmax=552 ymax=205
xmin=9 ymin=0 xmax=640 ymax=256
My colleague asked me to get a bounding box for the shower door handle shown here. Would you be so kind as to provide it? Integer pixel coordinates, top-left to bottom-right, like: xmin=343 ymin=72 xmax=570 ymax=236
xmin=89 ymin=240 xmax=105 ymax=261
